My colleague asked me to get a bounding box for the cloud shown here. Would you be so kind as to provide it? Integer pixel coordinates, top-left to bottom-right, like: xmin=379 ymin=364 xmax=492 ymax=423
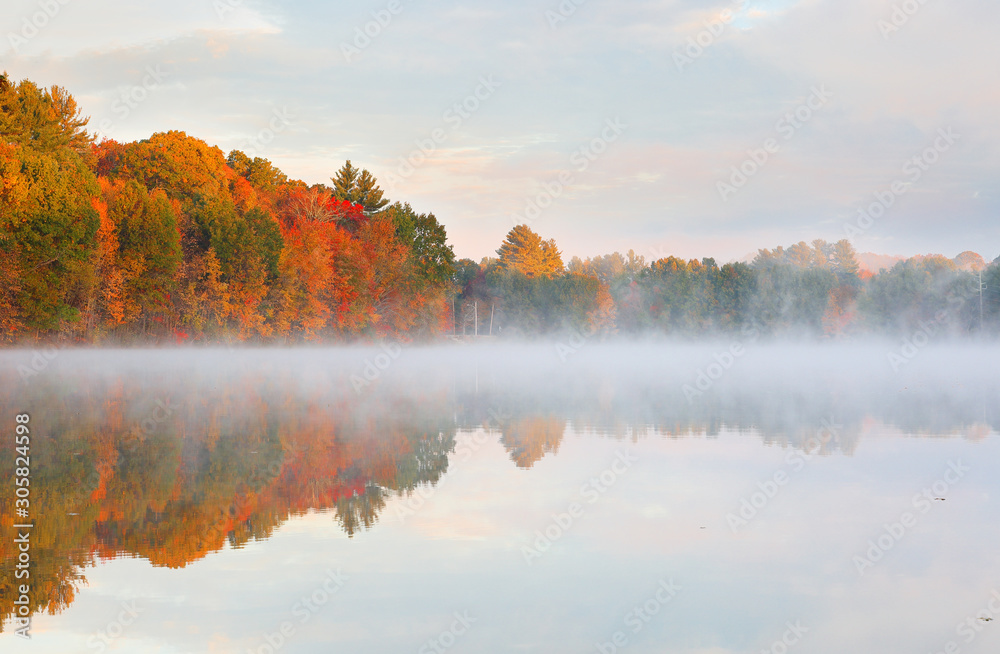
xmin=2 ymin=0 xmax=997 ymax=261
xmin=2 ymin=0 xmax=281 ymax=59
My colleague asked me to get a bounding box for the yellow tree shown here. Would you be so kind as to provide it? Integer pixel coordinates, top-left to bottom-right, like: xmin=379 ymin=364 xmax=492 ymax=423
xmin=496 ymin=224 xmax=563 ymax=278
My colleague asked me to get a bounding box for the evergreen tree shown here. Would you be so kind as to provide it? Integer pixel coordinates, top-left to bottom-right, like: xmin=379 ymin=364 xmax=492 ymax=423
xmin=354 ymin=169 xmax=389 ymax=213
xmin=384 ymin=202 xmax=455 ymax=285
xmin=831 ymin=239 xmax=860 ymax=279
xmin=331 ymin=161 xmax=389 ymax=214
xmin=331 ymin=160 xmax=359 ymax=202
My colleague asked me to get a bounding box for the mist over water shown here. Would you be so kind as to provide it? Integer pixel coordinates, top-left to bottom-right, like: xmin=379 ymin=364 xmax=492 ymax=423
xmin=2 ymin=343 xmax=999 ymax=653
xmin=8 ymin=341 xmax=996 ymax=437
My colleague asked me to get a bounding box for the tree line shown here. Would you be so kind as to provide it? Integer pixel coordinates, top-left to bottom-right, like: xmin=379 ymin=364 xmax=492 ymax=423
xmin=464 ymin=226 xmax=999 ymax=340
xmin=0 ymin=74 xmax=455 ymax=344
xmin=2 ymin=72 xmax=997 ymax=344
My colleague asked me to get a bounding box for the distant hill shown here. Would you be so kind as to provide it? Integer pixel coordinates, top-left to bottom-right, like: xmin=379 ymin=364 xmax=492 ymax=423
xmin=857 ymin=251 xmax=987 ymax=273
xmin=857 ymin=252 xmax=905 ymax=273
xmin=737 ymin=249 xmax=989 ymax=274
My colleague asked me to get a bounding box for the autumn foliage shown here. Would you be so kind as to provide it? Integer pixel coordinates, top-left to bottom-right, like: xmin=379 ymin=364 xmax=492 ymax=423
xmin=2 ymin=73 xmax=998 ymax=344
xmin=0 ymin=74 xmax=456 ymax=344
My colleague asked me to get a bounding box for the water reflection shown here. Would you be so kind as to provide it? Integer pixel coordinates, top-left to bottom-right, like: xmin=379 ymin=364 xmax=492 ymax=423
xmin=0 ymin=344 xmax=997 ymax=649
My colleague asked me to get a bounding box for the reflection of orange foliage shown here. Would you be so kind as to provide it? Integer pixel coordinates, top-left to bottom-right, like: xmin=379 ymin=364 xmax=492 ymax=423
xmin=965 ymin=423 xmax=990 ymax=442
xmin=500 ymin=417 xmax=565 ymax=468
xmin=823 ymin=285 xmax=857 ymax=337
xmin=0 ymin=376 xmax=453 ymax=628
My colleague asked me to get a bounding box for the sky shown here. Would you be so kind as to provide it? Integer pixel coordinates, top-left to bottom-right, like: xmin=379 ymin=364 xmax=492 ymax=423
xmin=2 ymin=0 xmax=998 ymax=263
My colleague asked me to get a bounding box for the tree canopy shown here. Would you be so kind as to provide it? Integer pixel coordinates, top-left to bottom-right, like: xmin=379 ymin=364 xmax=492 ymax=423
xmin=496 ymin=225 xmax=564 ymax=278
xmin=331 ymin=160 xmax=390 ymax=214
xmin=2 ymin=72 xmax=998 ymax=345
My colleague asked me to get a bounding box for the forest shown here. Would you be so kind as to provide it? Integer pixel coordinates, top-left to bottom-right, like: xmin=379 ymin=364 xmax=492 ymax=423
xmin=1 ymin=73 xmax=998 ymax=345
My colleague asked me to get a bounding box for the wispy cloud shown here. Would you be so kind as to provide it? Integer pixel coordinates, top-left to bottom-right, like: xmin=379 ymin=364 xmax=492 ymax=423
xmin=2 ymin=0 xmax=997 ymax=261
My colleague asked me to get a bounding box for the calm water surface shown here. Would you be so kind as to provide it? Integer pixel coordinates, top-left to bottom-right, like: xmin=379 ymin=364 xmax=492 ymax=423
xmin=1 ymin=344 xmax=998 ymax=653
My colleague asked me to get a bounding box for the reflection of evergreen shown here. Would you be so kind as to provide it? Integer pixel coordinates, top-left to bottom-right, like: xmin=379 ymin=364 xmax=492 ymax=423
xmin=0 ymin=372 xmax=462 ymax=629
xmin=335 ymin=483 xmax=386 ymax=537
xmin=387 ymin=431 xmax=455 ymax=493
xmin=0 ymin=350 xmax=997 ymax=629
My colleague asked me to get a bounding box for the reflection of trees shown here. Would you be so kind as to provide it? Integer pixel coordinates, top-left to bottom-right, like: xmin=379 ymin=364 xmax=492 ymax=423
xmin=500 ymin=417 xmax=565 ymax=468
xmin=385 ymin=430 xmax=455 ymax=493
xmin=0 ymin=373 xmax=458 ymax=631
xmin=335 ymin=483 xmax=386 ymax=537
xmin=1 ymin=350 xmax=997 ymax=630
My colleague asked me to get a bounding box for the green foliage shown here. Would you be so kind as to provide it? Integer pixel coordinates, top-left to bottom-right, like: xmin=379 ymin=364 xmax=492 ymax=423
xmin=0 ymin=76 xmax=100 ymax=332
xmin=482 ymin=267 xmax=602 ymax=335
xmin=831 ymin=239 xmax=860 ymax=280
xmin=2 ymin=71 xmax=995 ymax=344
xmin=109 ymin=181 xmax=182 ymax=313
xmin=454 ymin=258 xmax=481 ymax=293
xmin=861 ymin=256 xmax=977 ymax=334
xmin=384 ymin=202 xmax=455 ymax=286
xmin=644 ymin=257 xmax=719 ymax=332
xmin=227 ymin=150 xmax=288 ymax=193
xmin=715 ymin=262 xmax=757 ymax=330
xmin=0 ymin=76 xmax=92 ymax=156
xmin=984 ymin=261 xmax=1000 ymax=334
xmin=332 ymin=160 xmax=389 ymax=213
xmin=753 ymin=265 xmax=838 ymax=334
xmin=192 ymin=198 xmax=282 ymax=283
xmin=568 ymin=250 xmax=645 ymax=285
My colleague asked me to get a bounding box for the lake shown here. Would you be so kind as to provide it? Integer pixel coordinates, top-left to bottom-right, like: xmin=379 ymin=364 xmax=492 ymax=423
xmin=1 ymin=343 xmax=999 ymax=653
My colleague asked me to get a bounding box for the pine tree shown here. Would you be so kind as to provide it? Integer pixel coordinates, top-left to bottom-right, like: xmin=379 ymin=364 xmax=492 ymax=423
xmin=354 ymin=169 xmax=389 ymax=213
xmin=331 ymin=161 xmax=389 ymax=214
xmin=832 ymin=239 xmax=860 ymax=278
xmin=331 ymin=160 xmax=360 ymax=204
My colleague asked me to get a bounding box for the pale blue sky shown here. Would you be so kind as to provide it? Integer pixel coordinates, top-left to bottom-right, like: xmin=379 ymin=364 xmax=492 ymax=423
xmin=2 ymin=0 xmax=998 ymax=262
